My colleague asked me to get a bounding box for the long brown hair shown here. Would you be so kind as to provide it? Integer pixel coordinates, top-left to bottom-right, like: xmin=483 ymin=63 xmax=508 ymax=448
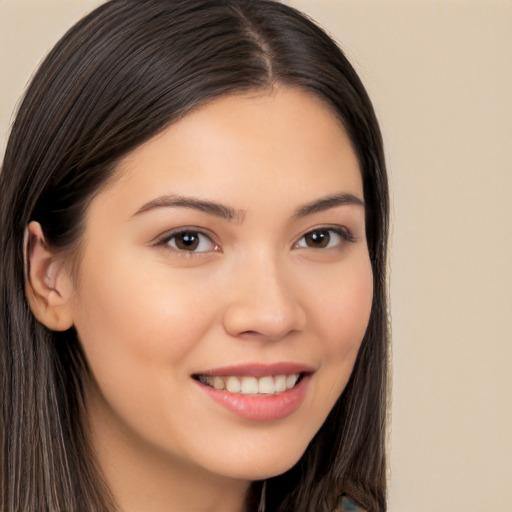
xmin=0 ymin=1 xmax=389 ymax=510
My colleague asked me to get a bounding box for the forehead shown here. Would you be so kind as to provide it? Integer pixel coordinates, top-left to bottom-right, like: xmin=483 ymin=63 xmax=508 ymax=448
xmin=92 ymin=87 xmax=362 ymax=217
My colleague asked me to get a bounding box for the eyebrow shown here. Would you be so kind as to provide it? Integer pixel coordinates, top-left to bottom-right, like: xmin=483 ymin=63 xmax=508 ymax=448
xmin=293 ymin=193 xmax=365 ymax=218
xmin=132 ymin=192 xmax=364 ymax=222
xmin=132 ymin=195 xmax=246 ymax=222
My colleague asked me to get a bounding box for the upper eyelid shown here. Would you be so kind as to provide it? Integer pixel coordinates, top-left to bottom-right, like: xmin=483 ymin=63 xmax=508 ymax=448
xmin=154 ymin=229 xmax=220 ymax=256
xmin=295 ymin=224 xmax=356 ymax=242
xmin=152 ymin=226 xmax=217 ymax=245
xmin=291 ymin=226 xmax=357 ymax=252
xmin=151 ymin=224 xmax=356 ymax=249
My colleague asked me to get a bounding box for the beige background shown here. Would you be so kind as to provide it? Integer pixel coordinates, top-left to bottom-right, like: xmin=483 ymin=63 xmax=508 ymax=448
xmin=1 ymin=1 xmax=511 ymax=510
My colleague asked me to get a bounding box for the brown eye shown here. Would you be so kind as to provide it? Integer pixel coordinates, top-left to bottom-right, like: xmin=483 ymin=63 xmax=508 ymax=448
xmin=165 ymin=231 xmax=216 ymax=252
xmin=295 ymin=227 xmax=353 ymax=250
xmin=303 ymin=230 xmax=331 ymax=248
xmin=175 ymin=232 xmax=200 ymax=250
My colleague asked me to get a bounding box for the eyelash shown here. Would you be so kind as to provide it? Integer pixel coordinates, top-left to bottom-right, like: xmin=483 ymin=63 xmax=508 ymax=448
xmin=154 ymin=228 xmax=219 ymax=254
xmin=154 ymin=226 xmax=355 ymax=254
xmin=294 ymin=226 xmax=355 ymax=250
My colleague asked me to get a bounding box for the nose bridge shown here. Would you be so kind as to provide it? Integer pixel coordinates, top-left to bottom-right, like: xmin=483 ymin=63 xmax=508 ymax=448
xmin=222 ymin=248 xmax=305 ymax=340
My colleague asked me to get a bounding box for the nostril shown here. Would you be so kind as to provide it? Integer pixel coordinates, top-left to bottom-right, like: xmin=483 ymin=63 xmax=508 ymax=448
xmin=239 ymin=330 xmax=260 ymax=337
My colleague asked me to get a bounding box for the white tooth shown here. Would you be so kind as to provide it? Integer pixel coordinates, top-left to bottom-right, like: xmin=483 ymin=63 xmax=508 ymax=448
xmin=286 ymin=373 xmax=299 ymax=390
xmin=240 ymin=376 xmax=259 ymax=395
xmin=212 ymin=376 xmax=225 ymax=390
xmin=258 ymin=376 xmax=276 ymax=395
xmin=226 ymin=376 xmax=241 ymax=393
xmin=274 ymin=375 xmax=287 ymax=393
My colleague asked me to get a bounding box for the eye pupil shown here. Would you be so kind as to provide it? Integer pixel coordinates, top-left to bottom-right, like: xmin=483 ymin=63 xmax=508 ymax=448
xmin=175 ymin=232 xmax=199 ymax=251
xmin=305 ymin=230 xmax=330 ymax=248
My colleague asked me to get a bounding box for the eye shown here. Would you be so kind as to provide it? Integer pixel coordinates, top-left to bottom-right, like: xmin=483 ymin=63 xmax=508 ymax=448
xmin=294 ymin=227 xmax=354 ymax=250
xmin=159 ymin=230 xmax=218 ymax=253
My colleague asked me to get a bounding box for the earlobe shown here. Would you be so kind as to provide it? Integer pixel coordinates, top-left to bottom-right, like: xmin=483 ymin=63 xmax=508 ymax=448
xmin=24 ymin=221 xmax=74 ymax=331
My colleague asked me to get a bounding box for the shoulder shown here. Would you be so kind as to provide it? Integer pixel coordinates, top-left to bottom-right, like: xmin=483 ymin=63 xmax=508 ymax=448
xmin=337 ymin=495 xmax=367 ymax=512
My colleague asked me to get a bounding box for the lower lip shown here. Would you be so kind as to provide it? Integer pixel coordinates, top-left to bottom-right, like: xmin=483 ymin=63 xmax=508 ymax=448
xmin=196 ymin=375 xmax=311 ymax=421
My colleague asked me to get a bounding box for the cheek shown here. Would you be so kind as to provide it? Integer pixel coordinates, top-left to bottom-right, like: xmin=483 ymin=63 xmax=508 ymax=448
xmin=306 ymin=252 xmax=373 ymax=407
xmin=69 ymin=252 xmax=218 ymax=396
xmin=69 ymin=256 xmax=224 ymax=446
xmin=325 ymin=274 xmax=373 ymax=413
xmin=312 ymin=254 xmax=373 ymax=354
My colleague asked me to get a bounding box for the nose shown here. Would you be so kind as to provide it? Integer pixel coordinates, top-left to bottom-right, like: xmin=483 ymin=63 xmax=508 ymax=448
xmin=222 ymin=253 xmax=306 ymax=342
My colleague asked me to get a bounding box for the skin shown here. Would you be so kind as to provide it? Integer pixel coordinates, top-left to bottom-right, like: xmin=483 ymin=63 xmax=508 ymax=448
xmin=27 ymin=87 xmax=373 ymax=512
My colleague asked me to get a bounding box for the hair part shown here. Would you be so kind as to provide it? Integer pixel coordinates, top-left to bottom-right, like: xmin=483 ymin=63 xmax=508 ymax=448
xmin=0 ymin=1 xmax=389 ymax=511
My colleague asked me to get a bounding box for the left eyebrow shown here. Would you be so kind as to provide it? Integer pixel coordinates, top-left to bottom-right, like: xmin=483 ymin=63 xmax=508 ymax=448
xmin=293 ymin=193 xmax=365 ymax=218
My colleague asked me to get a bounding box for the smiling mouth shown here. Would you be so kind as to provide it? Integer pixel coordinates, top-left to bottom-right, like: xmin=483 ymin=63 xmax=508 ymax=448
xmin=193 ymin=373 xmax=306 ymax=396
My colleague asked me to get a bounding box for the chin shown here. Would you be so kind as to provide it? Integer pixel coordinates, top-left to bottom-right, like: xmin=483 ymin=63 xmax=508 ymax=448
xmin=202 ymin=440 xmax=309 ymax=482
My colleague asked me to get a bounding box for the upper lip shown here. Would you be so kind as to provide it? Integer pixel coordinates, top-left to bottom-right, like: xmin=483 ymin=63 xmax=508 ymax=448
xmin=193 ymin=362 xmax=315 ymax=378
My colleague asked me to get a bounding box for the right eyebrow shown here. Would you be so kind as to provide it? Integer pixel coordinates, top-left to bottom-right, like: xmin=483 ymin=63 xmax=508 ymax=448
xmin=131 ymin=194 xmax=246 ymax=223
xmin=293 ymin=192 xmax=365 ymax=218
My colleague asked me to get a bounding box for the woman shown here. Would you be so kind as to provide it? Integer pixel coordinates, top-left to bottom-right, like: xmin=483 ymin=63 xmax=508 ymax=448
xmin=0 ymin=1 xmax=389 ymax=511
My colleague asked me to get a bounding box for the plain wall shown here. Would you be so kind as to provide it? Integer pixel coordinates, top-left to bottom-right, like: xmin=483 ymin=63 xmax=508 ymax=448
xmin=1 ymin=1 xmax=511 ymax=510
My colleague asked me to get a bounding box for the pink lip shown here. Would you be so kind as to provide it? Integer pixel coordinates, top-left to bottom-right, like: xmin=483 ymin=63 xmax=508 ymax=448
xmin=194 ymin=370 xmax=313 ymax=422
xmin=196 ymin=362 xmax=315 ymax=378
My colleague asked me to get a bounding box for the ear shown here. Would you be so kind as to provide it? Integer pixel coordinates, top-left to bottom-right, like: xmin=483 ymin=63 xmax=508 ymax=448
xmin=24 ymin=221 xmax=74 ymax=331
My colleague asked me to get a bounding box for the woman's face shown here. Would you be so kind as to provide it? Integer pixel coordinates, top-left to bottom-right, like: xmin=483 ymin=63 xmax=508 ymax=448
xmin=67 ymin=87 xmax=373 ymax=483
